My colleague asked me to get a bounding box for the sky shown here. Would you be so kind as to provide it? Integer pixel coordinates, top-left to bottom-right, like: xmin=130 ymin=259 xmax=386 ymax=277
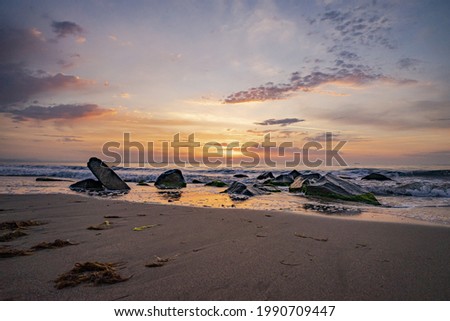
xmin=0 ymin=0 xmax=449 ymax=167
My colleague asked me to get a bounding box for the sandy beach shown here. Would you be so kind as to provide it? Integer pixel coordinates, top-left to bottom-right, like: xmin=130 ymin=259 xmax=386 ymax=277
xmin=1 ymin=193 xmax=449 ymax=301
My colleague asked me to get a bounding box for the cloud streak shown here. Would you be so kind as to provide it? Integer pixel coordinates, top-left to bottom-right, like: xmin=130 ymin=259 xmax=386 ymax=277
xmin=223 ymin=68 xmax=416 ymax=104
xmin=254 ymin=118 xmax=304 ymax=126
xmin=5 ymin=104 xmax=114 ymax=121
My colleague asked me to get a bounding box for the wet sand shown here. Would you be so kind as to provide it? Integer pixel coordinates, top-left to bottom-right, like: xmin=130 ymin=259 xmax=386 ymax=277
xmin=0 ymin=193 xmax=449 ymax=300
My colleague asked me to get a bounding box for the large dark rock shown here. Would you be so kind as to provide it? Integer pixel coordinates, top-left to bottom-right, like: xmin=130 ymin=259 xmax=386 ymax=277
xmin=69 ymin=179 xmax=104 ymax=191
xmin=155 ymin=169 xmax=186 ymax=189
xmin=256 ymin=172 xmax=274 ymax=180
xmin=253 ymin=183 xmax=281 ymax=193
xmin=87 ymin=157 xmax=130 ymax=190
xmin=302 ymin=173 xmax=380 ymax=205
xmin=269 ymin=174 xmax=295 ymax=186
xmin=224 ymin=181 xmax=267 ymax=200
xmin=289 ymin=170 xmax=301 ymax=179
xmin=361 ymin=173 xmax=392 ymax=181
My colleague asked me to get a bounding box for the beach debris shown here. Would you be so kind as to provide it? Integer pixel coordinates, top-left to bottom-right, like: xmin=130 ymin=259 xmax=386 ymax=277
xmin=158 ymin=190 xmax=182 ymax=201
xmin=361 ymin=173 xmax=392 ymax=181
xmin=205 ymin=180 xmax=228 ymax=187
xmin=257 ymin=172 xmax=275 ymax=180
xmin=303 ymin=203 xmax=362 ymax=215
xmin=31 ymin=239 xmax=79 ymax=251
xmin=280 ymin=260 xmax=301 ymax=266
xmin=256 ymin=233 xmax=268 ymax=238
xmin=54 ymin=262 xmax=130 ymax=289
xmin=133 ymin=224 xmax=159 ymax=231
xmin=145 ymin=255 xmax=173 ymax=268
xmin=104 ymin=215 xmax=122 ymax=219
xmin=0 ymin=220 xmax=46 ymax=230
xmin=155 ymin=169 xmax=186 ymax=189
xmin=0 ymin=220 xmax=46 ymax=242
xmin=233 ymin=174 xmax=249 ymax=178
xmin=87 ymin=157 xmax=130 ymax=190
xmin=300 ymin=173 xmax=380 ymax=205
xmin=224 ymin=181 xmax=268 ymax=200
xmin=87 ymin=221 xmax=112 ymax=230
xmin=70 ymin=178 xmax=104 ymax=192
xmin=0 ymin=246 xmax=33 ymax=258
xmin=294 ymin=233 xmax=328 ymax=242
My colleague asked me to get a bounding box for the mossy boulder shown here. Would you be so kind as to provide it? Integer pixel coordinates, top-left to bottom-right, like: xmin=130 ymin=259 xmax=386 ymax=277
xmin=302 ymin=174 xmax=380 ymax=205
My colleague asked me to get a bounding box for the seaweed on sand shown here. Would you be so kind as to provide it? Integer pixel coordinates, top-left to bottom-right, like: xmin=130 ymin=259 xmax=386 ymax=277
xmin=54 ymin=262 xmax=130 ymax=289
xmin=0 ymin=220 xmax=46 ymax=230
xmin=0 ymin=230 xmax=28 ymax=242
xmin=31 ymin=239 xmax=79 ymax=251
xmin=0 ymin=246 xmax=32 ymax=258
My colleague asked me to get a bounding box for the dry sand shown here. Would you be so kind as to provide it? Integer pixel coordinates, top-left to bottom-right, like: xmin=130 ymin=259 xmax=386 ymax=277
xmin=0 ymin=193 xmax=449 ymax=300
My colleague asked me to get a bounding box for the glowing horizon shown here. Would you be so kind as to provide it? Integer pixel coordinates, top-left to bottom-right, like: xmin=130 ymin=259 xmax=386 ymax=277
xmin=1 ymin=0 xmax=449 ymax=167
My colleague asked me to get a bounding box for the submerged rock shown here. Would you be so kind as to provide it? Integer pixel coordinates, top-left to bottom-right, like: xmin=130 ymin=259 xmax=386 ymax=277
xmin=302 ymin=173 xmax=380 ymax=205
xmin=361 ymin=173 xmax=392 ymax=181
xmin=233 ymin=174 xmax=249 ymax=178
xmin=205 ymin=180 xmax=228 ymax=187
xmin=155 ymin=169 xmax=186 ymax=189
xmin=69 ymin=179 xmax=104 ymax=191
xmin=257 ymin=172 xmax=275 ymax=180
xmin=87 ymin=157 xmax=130 ymax=190
xmin=224 ymin=181 xmax=267 ymax=200
xmin=191 ymin=179 xmax=204 ymax=184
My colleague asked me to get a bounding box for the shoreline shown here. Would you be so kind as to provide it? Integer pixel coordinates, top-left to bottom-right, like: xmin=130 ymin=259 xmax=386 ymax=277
xmin=1 ymin=193 xmax=450 ymax=300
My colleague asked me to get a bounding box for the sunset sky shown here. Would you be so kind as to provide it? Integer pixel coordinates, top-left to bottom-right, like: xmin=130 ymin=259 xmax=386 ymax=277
xmin=1 ymin=0 xmax=449 ymax=167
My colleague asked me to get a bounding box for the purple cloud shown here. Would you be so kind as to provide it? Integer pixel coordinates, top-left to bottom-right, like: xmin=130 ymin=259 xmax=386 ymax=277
xmin=51 ymin=21 xmax=84 ymax=38
xmin=254 ymin=118 xmax=304 ymax=126
xmin=223 ymin=68 xmax=416 ymax=104
xmin=7 ymin=104 xmax=113 ymax=121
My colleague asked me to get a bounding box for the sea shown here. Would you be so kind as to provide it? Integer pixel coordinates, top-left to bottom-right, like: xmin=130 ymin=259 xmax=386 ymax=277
xmin=1 ymin=162 xmax=449 ymax=226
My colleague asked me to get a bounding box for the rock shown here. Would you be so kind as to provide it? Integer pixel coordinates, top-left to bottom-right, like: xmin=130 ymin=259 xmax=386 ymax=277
xmin=361 ymin=173 xmax=392 ymax=181
xmin=233 ymin=174 xmax=249 ymax=178
xmin=69 ymin=179 xmax=104 ymax=191
xmin=87 ymin=157 xmax=130 ymax=190
xmin=257 ymin=172 xmax=275 ymax=180
xmin=137 ymin=182 xmax=150 ymax=186
xmin=205 ymin=180 xmax=228 ymax=187
xmin=289 ymin=170 xmax=301 ymax=179
xmin=36 ymin=177 xmax=72 ymax=182
xmin=155 ymin=169 xmax=186 ymax=189
xmin=224 ymin=181 xmax=267 ymax=200
xmin=289 ymin=176 xmax=306 ymax=193
xmin=269 ymin=174 xmax=295 ymax=186
xmin=302 ymin=173 xmax=380 ymax=205
xmin=253 ymin=183 xmax=280 ymax=193
xmin=192 ymin=179 xmax=204 ymax=184
xmin=300 ymin=173 xmax=322 ymax=181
